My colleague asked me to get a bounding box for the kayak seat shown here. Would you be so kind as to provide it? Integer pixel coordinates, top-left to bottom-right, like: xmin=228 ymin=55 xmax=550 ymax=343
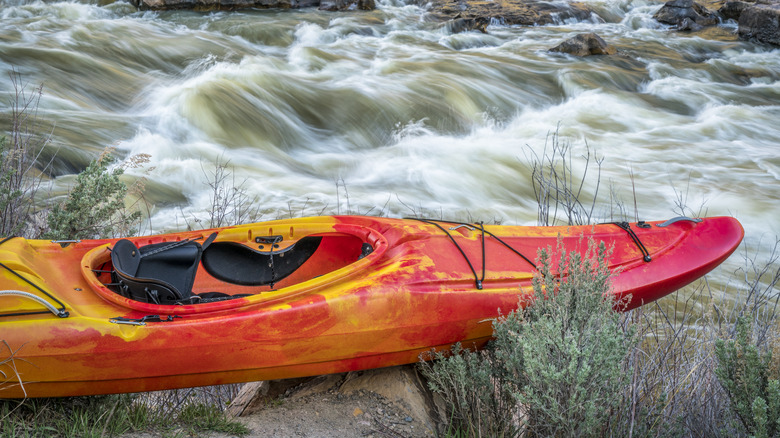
xmin=111 ymin=239 xmax=203 ymax=305
xmin=202 ymin=236 xmax=322 ymax=286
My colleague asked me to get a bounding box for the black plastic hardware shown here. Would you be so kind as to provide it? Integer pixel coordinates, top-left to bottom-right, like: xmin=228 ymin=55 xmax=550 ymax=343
xmin=358 ymin=243 xmax=374 ymax=259
xmin=109 ymin=315 xmax=182 ymax=326
xmin=256 ymin=235 xmax=283 ymax=245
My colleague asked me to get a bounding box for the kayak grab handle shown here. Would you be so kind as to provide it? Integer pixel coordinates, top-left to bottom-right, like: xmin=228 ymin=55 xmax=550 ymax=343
xmin=449 ymin=225 xmax=475 ymax=232
xmin=656 ymin=217 xmax=703 ymax=227
xmin=0 ymin=290 xmax=69 ymax=318
xmin=51 ymin=239 xmax=81 ymax=248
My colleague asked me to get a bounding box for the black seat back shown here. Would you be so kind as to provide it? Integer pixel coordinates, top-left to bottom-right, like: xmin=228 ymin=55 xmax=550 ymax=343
xmin=201 ymin=237 xmax=321 ymax=286
xmin=111 ymin=239 xmax=203 ymax=304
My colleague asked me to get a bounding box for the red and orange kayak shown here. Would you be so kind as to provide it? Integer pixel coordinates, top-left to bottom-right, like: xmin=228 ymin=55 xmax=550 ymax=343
xmin=0 ymin=215 xmax=743 ymax=398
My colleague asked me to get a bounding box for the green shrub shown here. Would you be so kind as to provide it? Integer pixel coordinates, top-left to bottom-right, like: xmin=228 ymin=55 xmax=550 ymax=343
xmin=420 ymin=239 xmax=636 ymax=437
xmin=43 ymin=150 xmax=140 ymax=240
xmin=715 ymin=317 xmax=780 ymax=438
xmin=420 ymin=343 xmax=517 ymax=437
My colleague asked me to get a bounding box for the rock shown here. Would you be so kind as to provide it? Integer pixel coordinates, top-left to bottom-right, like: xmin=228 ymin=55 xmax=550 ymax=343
xmin=133 ymin=0 xmax=356 ymax=10
xmin=218 ymin=0 xmax=260 ymax=8
xmin=738 ymin=3 xmax=780 ymax=45
xmin=226 ymin=377 xmax=314 ymax=417
xmin=424 ymin=0 xmax=593 ymax=27
xmin=133 ymin=0 xmax=580 ymax=19
xmin=358 ymin=0 xmax=375 ymax=10
xmin=288 ymin=373 xmax=345 ymax=400
xmin=678 ymin=16 xmax=705 ymax=30
xmin=653 ymin=0 xmax=719 ymax=26
xmin=318 ymin=0 xmax=346 ymax=10
xmin=133 ymin=0 xmax=195 ymax=9
xmin=446 ymin=17 xmax=490 ymax=34
xmin=339 ymin=365 xmax=438 ymax=433
xmin=318 ymin=0 xmax=375 ymax=11
xmin=549 ymin=33 xmax=617 ymax=56
xmin=719 ymin=0 xmax=752 ymax=21
xmin=228 ymin=365 xmax=439 ymax=434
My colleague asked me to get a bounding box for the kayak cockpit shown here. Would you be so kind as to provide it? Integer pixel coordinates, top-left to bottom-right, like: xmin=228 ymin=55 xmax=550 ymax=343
xmin=81 ymin=221 xmax=388 ymax=313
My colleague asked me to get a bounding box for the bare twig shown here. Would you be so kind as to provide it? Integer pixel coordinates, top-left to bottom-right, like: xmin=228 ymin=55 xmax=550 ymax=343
xmin=1 ymin=68 xmax=56 ymax=238
xmin=524 ymin=127 xmax=602 ymax=226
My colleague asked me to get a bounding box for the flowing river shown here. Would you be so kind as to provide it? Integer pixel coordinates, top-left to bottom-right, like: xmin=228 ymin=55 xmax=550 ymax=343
xmin=1 ymin=0 xmax=779 ymax=304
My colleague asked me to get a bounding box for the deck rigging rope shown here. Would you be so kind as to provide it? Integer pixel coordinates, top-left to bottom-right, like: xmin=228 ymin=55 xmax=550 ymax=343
xmin=411 ymin=219 xmax=484 ymax=289
xmin=611 ymin=222 xmax=652 ymax=262
xmin=407 ymin=218 xmax=537 ymax=290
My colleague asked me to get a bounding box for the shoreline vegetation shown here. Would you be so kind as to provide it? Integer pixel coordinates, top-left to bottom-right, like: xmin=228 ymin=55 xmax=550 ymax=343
xmin=2 ymin=75 xmax=779 ymax=436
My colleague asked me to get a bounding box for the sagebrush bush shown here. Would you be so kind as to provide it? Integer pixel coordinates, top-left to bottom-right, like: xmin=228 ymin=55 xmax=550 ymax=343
xmin=43 ymin=150 xmax=140 ymax=240
xmin=420 ymin=238 xmax=636 ymax=437
xmin=420 ymin=343 xmax=518 ymax=437
xmin=715 ymin=316 xmax=780 ymax=438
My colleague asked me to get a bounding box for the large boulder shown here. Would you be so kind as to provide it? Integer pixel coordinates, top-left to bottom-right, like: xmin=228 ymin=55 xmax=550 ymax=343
xmin=339 ymin=366 xmax=439 ymax=432
xmin=653 ymin=0 xmax=719 ymax=26
xmin=549 ymin=33 xmax=617 ymax=56
xmin=738 ymin=2 xmax=780 ymax=45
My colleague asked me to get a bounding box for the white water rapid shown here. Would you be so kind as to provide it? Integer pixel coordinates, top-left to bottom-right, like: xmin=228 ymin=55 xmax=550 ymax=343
xmin=1 ymin=0 xmax=778 ymax=301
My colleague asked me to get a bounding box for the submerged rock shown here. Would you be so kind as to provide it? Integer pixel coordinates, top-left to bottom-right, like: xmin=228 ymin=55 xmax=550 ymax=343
xmin=446 ymin=16 xmax=490 ymax=34
xmin=549 ymin=32 xmax=617 ymax=56
xmin=653 ymin=0 xmax=719 ymax=26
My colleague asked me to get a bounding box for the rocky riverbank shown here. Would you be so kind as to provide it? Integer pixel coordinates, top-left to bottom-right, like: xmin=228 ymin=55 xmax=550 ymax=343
xmin=128 ymin=0 xmax=779 ymax=47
